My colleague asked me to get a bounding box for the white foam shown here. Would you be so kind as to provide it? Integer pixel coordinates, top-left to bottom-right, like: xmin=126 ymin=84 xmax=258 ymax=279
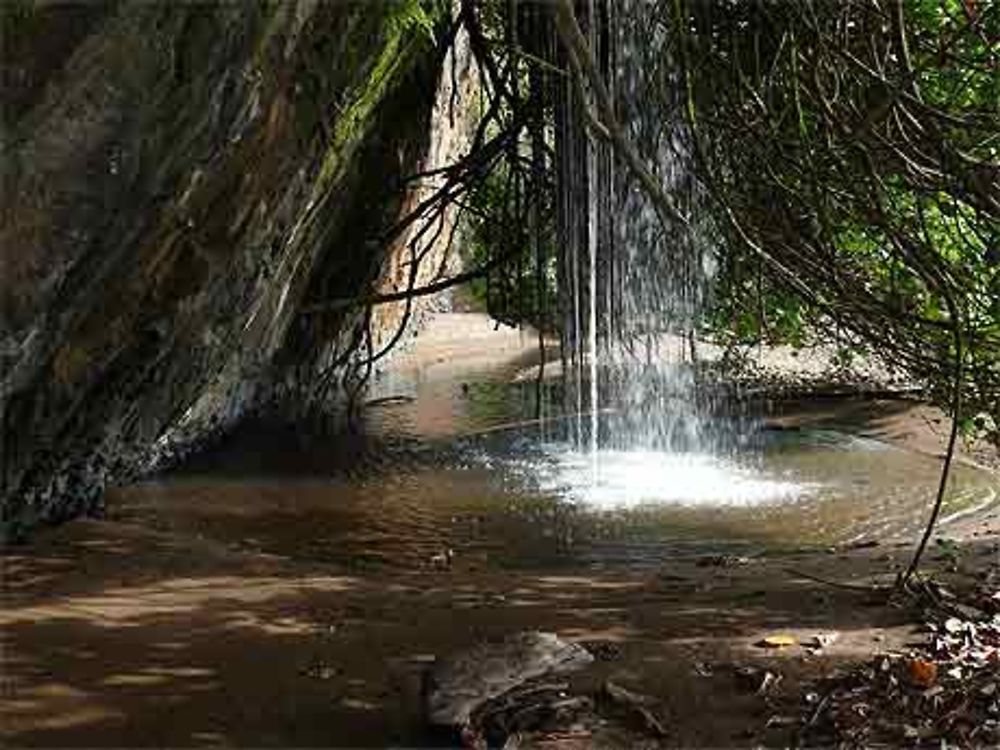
xmin=526 ymin=447 xmax=814 ymax=509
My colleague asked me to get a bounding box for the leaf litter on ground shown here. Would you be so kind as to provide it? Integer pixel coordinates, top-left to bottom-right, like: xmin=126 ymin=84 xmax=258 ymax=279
xmin=798 ymin=562 xmax=1000 ymax=748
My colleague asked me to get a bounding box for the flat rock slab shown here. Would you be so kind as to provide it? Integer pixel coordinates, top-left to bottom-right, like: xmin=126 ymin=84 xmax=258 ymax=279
xmin=425 ymin=631 xmax=594 ymax=727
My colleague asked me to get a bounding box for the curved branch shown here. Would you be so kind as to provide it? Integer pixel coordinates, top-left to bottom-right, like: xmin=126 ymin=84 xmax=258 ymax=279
xmin=552 ymin=0 xmax=689 ymax=228
xmin=300 ymin=244 xmax=521 ymax=315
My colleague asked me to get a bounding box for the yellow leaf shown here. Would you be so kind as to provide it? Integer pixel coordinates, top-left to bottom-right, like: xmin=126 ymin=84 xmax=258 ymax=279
xmin=760 ymin=634 xmax=797 ymax=648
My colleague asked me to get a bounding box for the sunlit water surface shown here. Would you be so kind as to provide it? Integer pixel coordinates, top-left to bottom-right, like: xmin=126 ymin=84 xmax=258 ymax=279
xmin=505 ymin=447 xmax=812 ymax=507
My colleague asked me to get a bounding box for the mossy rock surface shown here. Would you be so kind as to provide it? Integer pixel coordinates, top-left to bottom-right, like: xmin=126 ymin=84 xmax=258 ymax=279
xmin=1 ymin=0 xmax=452 ymax=534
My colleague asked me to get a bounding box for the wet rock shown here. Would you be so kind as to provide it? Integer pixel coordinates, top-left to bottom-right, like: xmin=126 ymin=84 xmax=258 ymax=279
xmin=425 ymin=631 xmax=594 ymax=729
xmin=2 ymin=2 xmax=473 ymax=534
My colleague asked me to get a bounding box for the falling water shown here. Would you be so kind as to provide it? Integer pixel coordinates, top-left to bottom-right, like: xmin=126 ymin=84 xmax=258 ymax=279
xmin=586 ymin=1 xmax=601 ymax=488
xmin=604 ymin=0 xmax=716 ymax=453
xmin=547 ymin=0 xmax=780 ymax=507
xmin=559 ymin=0 xmax=715 ymax=450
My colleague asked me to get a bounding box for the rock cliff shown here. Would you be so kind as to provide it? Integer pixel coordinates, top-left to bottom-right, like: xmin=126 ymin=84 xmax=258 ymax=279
xmin=1 ymin=0 xmax=472 ymax=537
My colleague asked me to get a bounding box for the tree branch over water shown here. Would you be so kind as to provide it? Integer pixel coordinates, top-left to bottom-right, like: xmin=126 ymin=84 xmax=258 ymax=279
xmin=551 ymin=0 xmax=689 ymax=229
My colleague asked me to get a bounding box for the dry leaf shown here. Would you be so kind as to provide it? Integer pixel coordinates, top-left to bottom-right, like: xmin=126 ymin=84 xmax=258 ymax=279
xmin=908 ymin=658 xmax=938 ymax=687
xmin=944 ymin=617 xmax=965 ymax=634
xmin=759 ymin=634 xmax=797 ymax=648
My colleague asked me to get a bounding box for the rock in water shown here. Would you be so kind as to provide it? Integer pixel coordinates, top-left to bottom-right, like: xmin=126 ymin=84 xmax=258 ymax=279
xmin=425 ymin=631 xmax=594 ymax=728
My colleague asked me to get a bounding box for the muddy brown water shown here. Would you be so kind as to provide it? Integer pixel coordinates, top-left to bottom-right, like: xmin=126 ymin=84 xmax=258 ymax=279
xmin=108 ymin=327 xmax=998 ymax=575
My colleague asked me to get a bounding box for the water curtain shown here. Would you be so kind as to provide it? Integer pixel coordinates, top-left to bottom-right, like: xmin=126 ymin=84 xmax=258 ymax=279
xmin=552 ymin=0 xmax=724 ymax=467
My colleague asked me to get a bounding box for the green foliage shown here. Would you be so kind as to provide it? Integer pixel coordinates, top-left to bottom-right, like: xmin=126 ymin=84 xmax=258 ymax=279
xmin=959 ymin=410 xmax=998 ymax=443
xmin=933 ymin=537 xmax=962 ymax=570
xmin=706 ymin=265 xmax=810 ymax=348
xmin=463 ymin=160 xmax=559 ymax=330
xmin=670 ymin=0 xmax=999 ymax=440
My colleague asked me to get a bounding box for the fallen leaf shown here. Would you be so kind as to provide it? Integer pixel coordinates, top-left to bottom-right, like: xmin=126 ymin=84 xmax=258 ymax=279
xmin=759 ymin=634 xmax=797 ymax=648
xmin=944 ymin=617 xmax=965 ymax=634
xmin=908 ymin=658 xmax=938 ymax=687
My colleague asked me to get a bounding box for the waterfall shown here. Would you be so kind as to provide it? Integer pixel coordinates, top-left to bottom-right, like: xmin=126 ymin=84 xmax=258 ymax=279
xmin=603 ymin=0 xmax=717 ymax=455
xmin=585 ymin=0 xmax=601 ymax=488
xmin=552 ymin=0 xmax=736 ymax=495
xmin=464 ymin=1 xmax=807 ymax=511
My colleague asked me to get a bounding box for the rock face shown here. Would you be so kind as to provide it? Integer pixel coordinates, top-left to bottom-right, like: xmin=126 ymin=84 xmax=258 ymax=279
xmin=425 ymin=631 xmax=595 ymax=728
xmin=0 ymin=0 xmax=472 ymax=537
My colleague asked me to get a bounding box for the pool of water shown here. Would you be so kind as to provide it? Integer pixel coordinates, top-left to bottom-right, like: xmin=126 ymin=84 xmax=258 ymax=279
xmin=110 ymin=329 xmax=998 ymax=572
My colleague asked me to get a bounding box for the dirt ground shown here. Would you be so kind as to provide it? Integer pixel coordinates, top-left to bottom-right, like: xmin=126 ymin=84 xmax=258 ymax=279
xmin=3 ymin=314 xmax=998 ymax=747
xmin=3 ymin=509 xmax=997 ymax=748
